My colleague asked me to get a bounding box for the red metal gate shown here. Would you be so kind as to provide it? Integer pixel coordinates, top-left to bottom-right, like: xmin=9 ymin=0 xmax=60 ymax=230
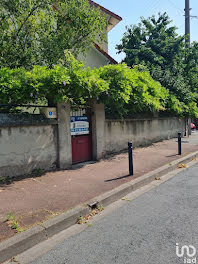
xmin=71 ymin=106 xmax=92 ymax=164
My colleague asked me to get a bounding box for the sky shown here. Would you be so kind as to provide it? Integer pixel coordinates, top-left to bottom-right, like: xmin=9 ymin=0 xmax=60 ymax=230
xmin=94 ymin=0 xmax=198 ymax=62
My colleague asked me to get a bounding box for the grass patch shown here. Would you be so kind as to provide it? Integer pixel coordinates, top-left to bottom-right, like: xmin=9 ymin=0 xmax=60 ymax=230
xmin=5 ymin=211 xmax=22 ymax=233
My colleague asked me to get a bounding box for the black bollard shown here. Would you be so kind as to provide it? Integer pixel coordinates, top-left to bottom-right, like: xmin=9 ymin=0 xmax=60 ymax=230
xmin=128 ymin=142 xmax=134 ymax=175
xmin=178 ymin=132 xmax=182 ymax=155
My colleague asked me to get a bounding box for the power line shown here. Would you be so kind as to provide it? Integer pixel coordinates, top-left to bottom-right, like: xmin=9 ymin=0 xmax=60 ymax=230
xmin=146 ymin=0 xmax=161 ymax=14
xmin=167 ymin=0 xmax=184 ymax=14
xmin=134 ymin=0 xmax=162 ymax=24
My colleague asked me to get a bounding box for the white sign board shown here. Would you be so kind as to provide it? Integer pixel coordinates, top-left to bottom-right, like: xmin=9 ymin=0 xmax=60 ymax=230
xmin=70 ymin=116 xmax=89 ymax=136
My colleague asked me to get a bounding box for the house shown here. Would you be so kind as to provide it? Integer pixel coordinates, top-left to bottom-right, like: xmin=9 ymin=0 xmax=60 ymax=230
xmin=53 ymin=0 xmax=122 ymax=68
xmin=78 ymin=0 xmax=122 ymax=68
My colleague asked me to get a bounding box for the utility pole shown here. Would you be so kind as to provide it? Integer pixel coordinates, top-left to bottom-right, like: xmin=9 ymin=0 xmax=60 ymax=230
xmin=185 ymin=0 xmax=190 ymax=47
xmin=184 ymin=0 xmax=191 ymax=137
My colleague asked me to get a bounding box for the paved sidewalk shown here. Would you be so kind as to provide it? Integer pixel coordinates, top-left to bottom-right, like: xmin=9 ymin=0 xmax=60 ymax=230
xmin=31 ymin=158 xmax=198 ymax=264
xmin=0 ymin=132 xmax=198 ymax=242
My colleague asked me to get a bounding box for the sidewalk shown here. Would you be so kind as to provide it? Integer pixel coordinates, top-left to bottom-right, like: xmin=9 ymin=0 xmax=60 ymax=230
xmin=0 ymin=132 xmax=198 ymax=242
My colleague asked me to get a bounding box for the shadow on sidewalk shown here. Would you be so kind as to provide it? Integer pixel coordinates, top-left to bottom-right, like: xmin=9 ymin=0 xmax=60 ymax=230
xmin=166 ymin=154 xmax=178 ymax=158
xmin=0 ymin=170 xmax=48 ymax=188
xmin=105 ymin=174 xmax=131 ymax=182
xmin=71 ymin=161 xmax=97 ymax=170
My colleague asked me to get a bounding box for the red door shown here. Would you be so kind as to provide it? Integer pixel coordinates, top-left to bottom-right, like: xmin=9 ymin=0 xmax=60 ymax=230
xmin=72 ymin=135 xmax=92 ymax=164
xmin=71 ymin=107 xmax=92 ymax=164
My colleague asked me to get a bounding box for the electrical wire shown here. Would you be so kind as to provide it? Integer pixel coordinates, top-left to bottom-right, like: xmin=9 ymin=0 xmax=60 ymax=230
xmin=167 ymin=0 xmax=184 ymax=14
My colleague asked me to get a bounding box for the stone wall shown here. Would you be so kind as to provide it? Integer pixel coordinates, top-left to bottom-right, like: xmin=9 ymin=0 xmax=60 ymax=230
xmin=104 ymin=117 xmax=185 ymax=154
xmin=0 ymin=115 xmax=58 ymax=178
xmin=0 ymin=108 xmax=187 ymax=179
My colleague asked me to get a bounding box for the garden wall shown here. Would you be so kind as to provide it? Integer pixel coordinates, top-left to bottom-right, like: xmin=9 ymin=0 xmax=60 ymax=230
xmin=104 ymin=117 xmax=185 ymax=154
xmin=0 ymin=106 xmax=186 ymax=179
xmin=0 ymin=114 xmax=58 ymax=178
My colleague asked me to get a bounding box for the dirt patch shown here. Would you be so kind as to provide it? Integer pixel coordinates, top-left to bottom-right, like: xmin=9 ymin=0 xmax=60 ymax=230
xmin=17 ymin=209 xmax=59 ymax=229
xmin=0 ymin=222 xmax=16 ymax=242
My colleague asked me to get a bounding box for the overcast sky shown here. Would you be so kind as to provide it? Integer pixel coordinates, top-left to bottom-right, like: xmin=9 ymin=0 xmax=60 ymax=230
xmin=94 ymin=0 xmax=198 ymax=62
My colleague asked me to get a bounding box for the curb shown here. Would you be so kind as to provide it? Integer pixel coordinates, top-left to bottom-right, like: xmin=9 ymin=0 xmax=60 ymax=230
xmin=0 ymin=151 xmax=198 ymax=263
xmin=89 ymin=150 xmax=198 ymax=208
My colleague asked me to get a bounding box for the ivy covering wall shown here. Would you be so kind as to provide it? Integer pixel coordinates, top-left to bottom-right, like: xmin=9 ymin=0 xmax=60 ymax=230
xmin=0 ymin=52 xmax=198 ymax=118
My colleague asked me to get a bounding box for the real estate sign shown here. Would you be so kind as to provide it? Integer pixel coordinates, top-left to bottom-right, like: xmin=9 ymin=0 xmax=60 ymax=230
xmin=70 ymin=116 xmax=89 ymax=136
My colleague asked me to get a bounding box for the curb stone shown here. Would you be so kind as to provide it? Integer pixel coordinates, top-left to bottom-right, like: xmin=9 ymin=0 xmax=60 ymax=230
xmin=0 ymin=207 xmax=90 ymax=263
xmin=0 ymin=150 xmax=198 ymax=263
xmin=89 ymin=151 xmax=198 ymax=207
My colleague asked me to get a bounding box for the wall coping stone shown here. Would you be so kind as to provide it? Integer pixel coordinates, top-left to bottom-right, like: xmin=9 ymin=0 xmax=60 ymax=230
xmin=105 ymin=117 xmax=180 ymax=122
xmin=0 ymin=113 xmax=58 ymax=127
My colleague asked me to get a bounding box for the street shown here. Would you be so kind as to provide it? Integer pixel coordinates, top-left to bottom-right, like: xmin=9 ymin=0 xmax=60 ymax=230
xmin=29 ymin=162 xmax=198 ymax=264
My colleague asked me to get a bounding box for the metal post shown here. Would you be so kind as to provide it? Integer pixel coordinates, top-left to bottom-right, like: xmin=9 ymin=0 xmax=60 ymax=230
xmin=185 ymin=0 xmax=191 ymax=47
xmin=128 ymin=142 xmax=134 ymax=175
xmin=178 ymin=132 xmax=182 ymax=155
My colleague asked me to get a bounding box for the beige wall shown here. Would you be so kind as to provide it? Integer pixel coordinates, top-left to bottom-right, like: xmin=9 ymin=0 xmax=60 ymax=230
xmin=0 ymin=106 xmax=186 ymax=179
xmin=78 ymin=47 xmax=110 ymax=69
xmin=0 ymin=125 xmax=58 ymax=178
xmin=95 ymin=31 xmax=108 ymax=53
xmin=104 ymin=118 xmax=185 ymax=154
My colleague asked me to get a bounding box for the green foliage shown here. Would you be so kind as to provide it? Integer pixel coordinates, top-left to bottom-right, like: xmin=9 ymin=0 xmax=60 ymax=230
xmin=0 ymin=52 xmax=108 ymax=105
xmin=185 ymin=42 xmax=198 ymax=92
xmin=5 ymin=211 xmax=22 ymax=233
xmin=0 ymin=65 xmax=69 ymax=104
xmin=1 ymin=54 xmax=198 ymax=117
xmin=96 ymin=63 xmax=169 ymax=117
xmin=0 ymin=0 xmax=107 ymax=68
xmin=5 ymin=211 xmax=14 ymax=222
xmin=1 ymin=5 xmax=198 ymax=117
xmin=60 ymin=51 xmax=109 ymax=105
xmin=97 ymin=205 xmax=104 ymax=212
xmin=117 ymin=12 xmax=198 ymax=117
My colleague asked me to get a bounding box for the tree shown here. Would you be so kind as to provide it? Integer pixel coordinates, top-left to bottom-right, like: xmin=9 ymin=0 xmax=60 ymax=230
xmin=185 ymin=42 xmax=198 ymax=92
xmin=0 ymin=0 xmax=107 ymax=69
xmin=96 ymin=64 xmax=169 ymax=118
xmin=116 ymin=13 xmax=198 ymax=116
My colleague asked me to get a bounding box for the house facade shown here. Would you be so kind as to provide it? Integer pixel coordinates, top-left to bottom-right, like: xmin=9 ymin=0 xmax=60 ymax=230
xmin=79 ymin=1 xmax=122 ymax=68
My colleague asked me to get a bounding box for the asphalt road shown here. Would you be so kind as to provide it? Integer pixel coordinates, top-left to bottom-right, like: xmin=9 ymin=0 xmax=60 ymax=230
xmin=32 ymin=163 xmax=198 ymax=264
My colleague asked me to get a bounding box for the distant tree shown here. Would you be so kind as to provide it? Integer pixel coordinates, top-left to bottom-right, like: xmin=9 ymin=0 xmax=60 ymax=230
xmin=116 ymin=13 xmax=198 ymax=110
xmin=0 ymin=0 xmax=107 ymax=68
xmin=185 ymin=42 xmax=198 ymax=92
